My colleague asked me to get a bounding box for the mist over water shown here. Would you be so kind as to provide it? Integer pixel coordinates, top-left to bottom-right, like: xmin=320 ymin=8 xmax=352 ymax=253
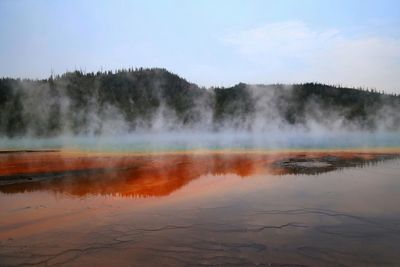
xmin=1 ymin=69 xmax=400 ymax=145
xmin=1 ymin=69 xmax=399 ymax=152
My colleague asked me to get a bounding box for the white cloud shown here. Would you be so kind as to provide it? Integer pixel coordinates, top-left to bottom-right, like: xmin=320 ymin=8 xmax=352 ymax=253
xmin=222 ymin=21 xmax=400 ymax=93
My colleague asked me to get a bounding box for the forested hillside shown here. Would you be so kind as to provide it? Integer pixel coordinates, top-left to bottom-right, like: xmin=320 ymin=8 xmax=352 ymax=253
xmin=0 ymin=68 xmax=399 ymax=137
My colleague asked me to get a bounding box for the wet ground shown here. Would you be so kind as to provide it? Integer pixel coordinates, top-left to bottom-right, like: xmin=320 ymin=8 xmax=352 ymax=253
xmin=0 ymin=149 xmax=400 ymax=266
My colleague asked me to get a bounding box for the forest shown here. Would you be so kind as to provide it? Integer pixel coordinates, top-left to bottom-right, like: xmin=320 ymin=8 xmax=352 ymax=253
xmin=0 ymin=68 xmax=399 ymax=137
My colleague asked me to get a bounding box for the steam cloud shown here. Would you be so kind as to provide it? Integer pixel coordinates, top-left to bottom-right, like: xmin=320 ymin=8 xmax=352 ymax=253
xmin=0 ymin=68 xmax=399 ymax=151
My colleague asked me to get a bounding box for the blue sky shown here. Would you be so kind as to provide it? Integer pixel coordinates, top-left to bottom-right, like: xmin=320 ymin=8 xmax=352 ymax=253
xmin=1 ymin=0 xmax=399 ymax=92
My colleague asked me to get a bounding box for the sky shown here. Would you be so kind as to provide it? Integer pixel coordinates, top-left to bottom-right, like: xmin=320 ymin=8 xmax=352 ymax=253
xmin=0 ymin=0 xmax=399 ymax=93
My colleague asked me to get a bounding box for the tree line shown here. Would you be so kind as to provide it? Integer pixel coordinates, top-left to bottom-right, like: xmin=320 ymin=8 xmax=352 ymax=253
xmin=0 ymin=68 xmax=399 ymax=137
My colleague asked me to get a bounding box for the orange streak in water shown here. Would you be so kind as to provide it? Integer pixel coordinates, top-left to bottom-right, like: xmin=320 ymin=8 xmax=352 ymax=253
xmin=0 ymin=150 xmax=398 ymax=197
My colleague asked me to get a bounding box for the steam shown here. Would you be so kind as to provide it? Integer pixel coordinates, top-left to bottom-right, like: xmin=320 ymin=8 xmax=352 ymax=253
xmin=0 ymin=69 xmax=399 ymax=151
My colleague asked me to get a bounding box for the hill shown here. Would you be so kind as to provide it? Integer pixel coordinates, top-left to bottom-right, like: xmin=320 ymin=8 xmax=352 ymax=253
xmin=0 ymin=68 xmax=399 ymax=137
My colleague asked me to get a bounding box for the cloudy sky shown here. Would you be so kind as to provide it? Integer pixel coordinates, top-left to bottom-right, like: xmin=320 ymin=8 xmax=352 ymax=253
xmin=1 ymin=0 xmax=399 ymax=93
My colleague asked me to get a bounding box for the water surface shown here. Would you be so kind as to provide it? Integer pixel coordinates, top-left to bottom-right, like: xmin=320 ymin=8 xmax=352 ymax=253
xmin=0 ymin=149 xmax=400 ymax=266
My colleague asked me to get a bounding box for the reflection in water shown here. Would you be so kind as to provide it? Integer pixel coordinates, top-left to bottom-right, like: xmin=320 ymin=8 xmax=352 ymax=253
xmin=1 ymin=150 xmax=400 ymax=267
xmin=0 ymin=151 xmax=398 ymax=197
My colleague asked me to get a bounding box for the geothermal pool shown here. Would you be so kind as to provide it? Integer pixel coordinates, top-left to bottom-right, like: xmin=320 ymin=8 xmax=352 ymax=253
xmin=1 ymin=149 xmax=400 ymax=266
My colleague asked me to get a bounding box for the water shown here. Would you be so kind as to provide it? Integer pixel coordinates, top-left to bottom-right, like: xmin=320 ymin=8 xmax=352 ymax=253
xmin=0 ymin=150 xmax=400 ymax=266
xmin=1 ymin=131 xmax=400 ymax=152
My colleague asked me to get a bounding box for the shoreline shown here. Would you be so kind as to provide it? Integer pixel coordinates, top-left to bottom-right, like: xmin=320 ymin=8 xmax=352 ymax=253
xmin=1 ymin=147 xmax=400 ymax=157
